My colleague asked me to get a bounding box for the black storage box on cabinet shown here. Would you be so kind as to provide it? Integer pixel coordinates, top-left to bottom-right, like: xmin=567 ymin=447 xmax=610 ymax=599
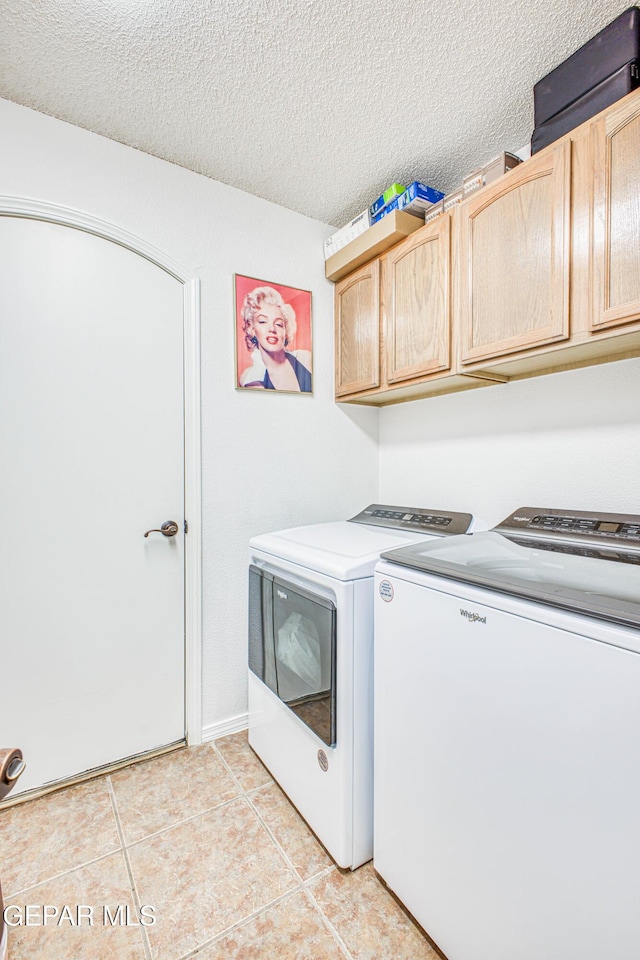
xmin=534 ymin=7 xmax=640 ymax=125
xmin=531 ymin=6 xmax=640 ymax=153
xmin=532 ymin=59 xmax=640 ymax=154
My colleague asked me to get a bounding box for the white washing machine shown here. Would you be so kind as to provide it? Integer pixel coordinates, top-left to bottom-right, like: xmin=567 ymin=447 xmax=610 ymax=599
xmin=248 ymin=503 xmax=477 ymax=869
xmin=374 ymin=506 xmax=640 ymax=960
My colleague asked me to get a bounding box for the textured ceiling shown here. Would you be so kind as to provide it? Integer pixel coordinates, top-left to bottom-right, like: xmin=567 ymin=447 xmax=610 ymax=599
xmin=0 ymin=0 xmax=630 ymax=226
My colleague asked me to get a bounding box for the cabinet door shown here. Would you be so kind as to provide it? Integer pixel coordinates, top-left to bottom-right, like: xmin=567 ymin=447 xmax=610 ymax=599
xmin=335 ymin=259 xmax=380 ymax=396
xmin=385 ymin=217 xmax=451 ymax=384
xmin=591 ymin=94 xmax=640 ymax=331
xmin=459 ymin=141 xmax=571 ymax=365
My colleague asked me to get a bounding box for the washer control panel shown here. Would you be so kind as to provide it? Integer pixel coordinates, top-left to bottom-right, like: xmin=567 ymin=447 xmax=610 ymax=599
xmin=349 ymin=504 xmax=473 ymax=537
xmin=496 ymin=507 xmax=640 ymax=550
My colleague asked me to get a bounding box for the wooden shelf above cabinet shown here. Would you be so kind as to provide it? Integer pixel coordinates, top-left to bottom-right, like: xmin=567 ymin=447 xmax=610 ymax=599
xmin=325 ymin=211 xmax=423 ymax=282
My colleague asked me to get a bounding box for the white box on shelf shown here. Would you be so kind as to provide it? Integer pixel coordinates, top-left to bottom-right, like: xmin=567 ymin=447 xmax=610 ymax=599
xmin=324 ymin=210 xmax=371 ymax=260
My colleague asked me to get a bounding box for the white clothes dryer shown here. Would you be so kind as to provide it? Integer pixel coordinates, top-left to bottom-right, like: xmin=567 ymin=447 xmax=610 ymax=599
xmin=374 ymin=506 xmax=640 ymax=960
xmin=248 ymin=504 xmax=477 ymax=869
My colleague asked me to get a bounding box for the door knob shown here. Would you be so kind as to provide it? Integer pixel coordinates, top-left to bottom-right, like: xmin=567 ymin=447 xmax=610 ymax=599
xmin=144 ymin=520 xmax=179 ymax=538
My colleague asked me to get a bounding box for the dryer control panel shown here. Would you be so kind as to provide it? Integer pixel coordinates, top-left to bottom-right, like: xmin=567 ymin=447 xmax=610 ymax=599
xmin=495 ymin=507 xmax=640 ymax=553
xmin=349 ymin=504 xmax=473 ymax=537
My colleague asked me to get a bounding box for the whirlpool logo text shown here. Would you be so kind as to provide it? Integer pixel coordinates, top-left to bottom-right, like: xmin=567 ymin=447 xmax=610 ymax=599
xmin=460 ymin=608 xmax=487 ymax=624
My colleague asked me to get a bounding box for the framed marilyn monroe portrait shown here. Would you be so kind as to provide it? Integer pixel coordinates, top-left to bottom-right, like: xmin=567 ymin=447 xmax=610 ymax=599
xmin=235 ymin=275 xmax=312 ymax=394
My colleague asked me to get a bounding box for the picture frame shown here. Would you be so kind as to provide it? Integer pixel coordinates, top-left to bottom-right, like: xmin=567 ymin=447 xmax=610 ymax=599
xmin=234 ymin=274 xmax=313 ymax=394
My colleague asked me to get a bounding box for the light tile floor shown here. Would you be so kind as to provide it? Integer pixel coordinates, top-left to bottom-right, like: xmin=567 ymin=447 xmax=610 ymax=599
xmin=0 ymin=734 xmax=441 ymax=960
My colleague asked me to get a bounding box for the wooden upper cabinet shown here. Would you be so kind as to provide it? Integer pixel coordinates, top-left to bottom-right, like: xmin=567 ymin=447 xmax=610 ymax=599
xmin=459 ymin=141 xmax=571 ymax=365
xmin=591 ymin=95 xmax=640 ymax=332
xmin=384 ymin=216 xmax=451 ymax=383
xmin=333 ymin=91 xmax=640 ymax=406
xmin=334 ymin=258 xmax=380 ymax=396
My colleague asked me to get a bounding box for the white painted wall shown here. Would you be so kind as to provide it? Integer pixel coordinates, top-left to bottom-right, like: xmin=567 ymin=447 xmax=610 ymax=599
xmin=0 ymin=98 xmax=379 ymax=736
xmin=379 ymin=358 xmax=640 ymax=529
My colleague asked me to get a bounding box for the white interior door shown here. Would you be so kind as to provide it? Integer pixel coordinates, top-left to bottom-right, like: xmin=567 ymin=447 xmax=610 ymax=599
xmin=0 ymin=215 xmax=186 ymax=795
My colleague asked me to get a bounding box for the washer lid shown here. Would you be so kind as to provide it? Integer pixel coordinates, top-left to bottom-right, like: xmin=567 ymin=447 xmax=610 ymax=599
xmin=251 ymin=521 xmax=456 ymax=581
xmin=381 ymin=530 xmax=640 ymax=628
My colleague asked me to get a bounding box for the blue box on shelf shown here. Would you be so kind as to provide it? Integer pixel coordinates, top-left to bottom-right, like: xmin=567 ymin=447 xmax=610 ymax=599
xmin=370 ymin=196 xmax=401 ymax=224
xmin=369 ymin=183 xmax=406 ymax=220
xmin=396 ymin=181 xmax=445 ymax=218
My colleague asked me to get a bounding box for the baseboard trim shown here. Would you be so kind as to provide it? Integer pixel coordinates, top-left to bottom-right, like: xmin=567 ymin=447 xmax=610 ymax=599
xmin=201 ymin=714 xmax=249 ymax=742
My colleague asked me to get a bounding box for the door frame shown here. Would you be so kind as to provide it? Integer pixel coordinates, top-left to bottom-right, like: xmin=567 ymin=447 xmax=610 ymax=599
xmin=0 ymin=195 xmax=202 ymax=747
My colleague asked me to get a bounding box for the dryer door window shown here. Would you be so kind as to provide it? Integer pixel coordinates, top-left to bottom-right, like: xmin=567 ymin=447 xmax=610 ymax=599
xmin=248 ymin=566 xmax=337 ymax=746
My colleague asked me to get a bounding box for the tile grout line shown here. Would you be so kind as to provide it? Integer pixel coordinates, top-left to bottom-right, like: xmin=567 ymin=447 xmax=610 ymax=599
xmin=107 ymin=776 xmax=153 ymax=960
xmin=103 ymin=740 xmax=256 ymax=852
xmin=199 ymin=741 xmax=315 ymax=952
xmin=240 ymin=774 xmax=343 ymax=894
xmin=5 ymin=848 xmax=120 ymax=901
xmin=210 ymin=741 xmax=304 ymax=880
xmin=211 ymin=740 xmax=354 ymax=960
xmin=176 ymin=884 xmax=313 ymax=960
xmin=303 ymin=884 xmax=355 ymax=960
xmin=117 ymin=792 xmax=244 ymax=850
xmin=167 ymin=742 xmax=304 ymax=959
xmin=300 ymin=864 xmax=336 ymax=887
xmin=245 ymin=791 xmax=303 ymax=877
xmin=3 ymin=777 xmax=125 ymax=900
xmin=207 ymin=739 xmax=275 ymax=803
